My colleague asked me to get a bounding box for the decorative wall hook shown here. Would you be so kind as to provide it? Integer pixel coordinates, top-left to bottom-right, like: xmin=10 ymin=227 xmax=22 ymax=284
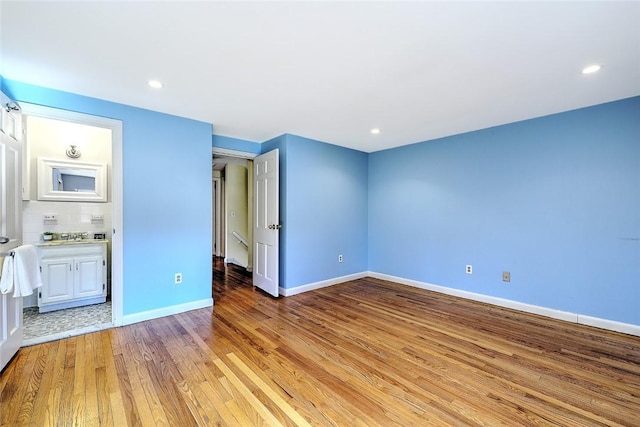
xmin=66 ymin=145 xmax=81 ymax=158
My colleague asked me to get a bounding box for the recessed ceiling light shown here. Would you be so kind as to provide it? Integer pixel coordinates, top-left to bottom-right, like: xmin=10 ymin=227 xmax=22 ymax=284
xmin=148 ymin=80 xmax=163 ymax=88
xmin=581 ymin=64 xmax=602 ymax=74
xmin=371 ymin=128 xmax=381 ymax=135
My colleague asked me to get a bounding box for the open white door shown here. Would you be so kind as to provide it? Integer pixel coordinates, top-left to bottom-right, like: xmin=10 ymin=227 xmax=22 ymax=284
xmin=0 ymin=92 xmax=23 ymax=371
xmin=253 ymin=149 xmax=279 ymax=297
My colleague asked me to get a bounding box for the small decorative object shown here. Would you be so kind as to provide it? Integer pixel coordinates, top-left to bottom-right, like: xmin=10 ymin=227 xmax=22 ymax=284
xmin=5 ymin=102 xmax=20 ymax=112
xmin=42 ymin=232 xmax=55 ymax=241
xmin=66 ymin=145 xmax=81 ymax=158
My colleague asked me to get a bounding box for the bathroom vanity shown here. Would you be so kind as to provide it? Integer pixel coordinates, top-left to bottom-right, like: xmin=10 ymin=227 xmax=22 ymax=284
xmin=36 ymin=240 xmax=107 ymax=313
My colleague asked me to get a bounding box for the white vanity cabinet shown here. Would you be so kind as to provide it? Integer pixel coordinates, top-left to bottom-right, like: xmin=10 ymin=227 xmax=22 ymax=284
xmin=36 ymin=241 xmax=107 ymax=313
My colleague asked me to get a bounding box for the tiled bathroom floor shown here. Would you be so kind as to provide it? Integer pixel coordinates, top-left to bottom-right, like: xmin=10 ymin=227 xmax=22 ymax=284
xmin=23 ymin=301 xmax=112 ymax=346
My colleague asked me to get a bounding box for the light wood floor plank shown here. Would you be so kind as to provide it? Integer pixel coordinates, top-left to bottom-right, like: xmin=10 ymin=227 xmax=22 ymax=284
xmin=2 ymin=258 xmax=639 ymax=426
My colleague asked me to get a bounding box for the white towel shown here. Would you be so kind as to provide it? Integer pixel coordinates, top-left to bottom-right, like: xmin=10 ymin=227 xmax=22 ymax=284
xmin=0 ymin=245 xmax=42 ymax=297
xmin=0 ymin=255 xmax=15 ymax=294
xmin=14 ymin=245 xmax=42 ymax=297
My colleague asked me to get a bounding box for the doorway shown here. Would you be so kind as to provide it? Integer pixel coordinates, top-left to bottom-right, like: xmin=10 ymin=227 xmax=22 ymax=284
xmin=212 ymin=148 xmax=255 ymax=273
xmin=20 ymin=104 xmax=123 ymax=344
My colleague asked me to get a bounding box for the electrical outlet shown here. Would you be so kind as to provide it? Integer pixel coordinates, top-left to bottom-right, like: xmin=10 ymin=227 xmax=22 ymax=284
xmin=175 ymin=273 xmax=182 ymax=284
xmin=338 ymin=254 xmax=343 ymax=263
xmin=43 ymin=214 xmax=58 ymax=223
xmin=502 ymin=271 xmax=511 ymax=282
xmin=465 ymin=265 xmax=473 ymax=274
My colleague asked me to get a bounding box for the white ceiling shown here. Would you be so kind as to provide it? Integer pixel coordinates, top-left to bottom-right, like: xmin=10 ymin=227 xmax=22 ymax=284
xmin=1 ymin=1 xmax=639 ymax=153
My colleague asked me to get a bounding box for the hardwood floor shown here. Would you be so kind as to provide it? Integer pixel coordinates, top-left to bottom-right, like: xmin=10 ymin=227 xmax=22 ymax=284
xmin=1 ymin=257 xmax=639 ymax=426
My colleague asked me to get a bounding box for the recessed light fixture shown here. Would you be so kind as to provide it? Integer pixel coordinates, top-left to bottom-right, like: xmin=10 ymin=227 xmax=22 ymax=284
xmin=581 ymin=64 xmax=602 ymax=74
xmin=371 ymin=128 xmax=381 ymax=135
xmin=148 ymin=79 xmax=163 ymax=88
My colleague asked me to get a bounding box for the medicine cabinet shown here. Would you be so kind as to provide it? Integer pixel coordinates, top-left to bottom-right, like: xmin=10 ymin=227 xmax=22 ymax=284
xmin=37 ymin=157 xmax=107 ymax=202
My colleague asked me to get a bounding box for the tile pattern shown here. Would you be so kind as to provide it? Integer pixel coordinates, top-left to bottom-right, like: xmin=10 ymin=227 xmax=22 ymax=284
xmin=22 ymin=200 xmax=112 ymax=246
xmin=23 ymin=301 xmax=112 ymax=345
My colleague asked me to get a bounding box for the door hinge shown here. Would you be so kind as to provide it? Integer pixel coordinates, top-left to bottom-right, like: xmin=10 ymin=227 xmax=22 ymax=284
xmin=103 ymin=284 xmax=106 ymax=290
xmin=38 ymin=291 xmax=41 ymax=298
xmin=39 ymin=266 xmax=42 ymax=272
xmin=103 ymin=260 xmax=106 ymax=266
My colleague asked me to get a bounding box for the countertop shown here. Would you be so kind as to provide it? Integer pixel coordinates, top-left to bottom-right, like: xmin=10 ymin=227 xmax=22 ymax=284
xmin=36 ymin=239 xmax=109 ymax=247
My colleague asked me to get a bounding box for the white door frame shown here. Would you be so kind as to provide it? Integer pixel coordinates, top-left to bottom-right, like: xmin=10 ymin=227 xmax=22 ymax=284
xmin=20 ymin=104 xmax=124 ymax=327
xmin=212 ymin=177 xmax=224 ymax=257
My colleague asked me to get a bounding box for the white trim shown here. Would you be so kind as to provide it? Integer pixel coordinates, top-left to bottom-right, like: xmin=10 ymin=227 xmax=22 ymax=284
xmin=19 ymin=103 xmax=124 ymax=328
xmin=368 ymin=272 xmax=640 ymax=337
xmin=19 ymin=103 xmax=119 ymax=129
xmin=111 ymin=117 xmax=123 ymax=327
xmin=224 ymin=257 xmax=246 ymax=269
xmin=212 ymin=147 xmax=257 ymax=159
xmin=577 ymin=315 xmax=640 ymax=337
xmin=122 ymin=298 xmax=213 ymax=326
xmin=22 ymin=322 xmax=113 ymax=347
xmin=280 ymin=272 xmax=368 ymax=297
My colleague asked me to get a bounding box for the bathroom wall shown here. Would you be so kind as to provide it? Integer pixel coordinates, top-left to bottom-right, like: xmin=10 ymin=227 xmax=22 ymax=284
xmin=26 ymin=115 xmax=112 ymax=199
xmin=22 ymin=113 xmax=113 ymax=243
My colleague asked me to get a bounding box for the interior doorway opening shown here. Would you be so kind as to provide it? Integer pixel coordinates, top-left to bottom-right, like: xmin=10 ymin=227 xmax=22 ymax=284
xmin=212 ymin=148 xmax=256 ymax=273
xmin=20 ymin=103 xmax=123 ymax=345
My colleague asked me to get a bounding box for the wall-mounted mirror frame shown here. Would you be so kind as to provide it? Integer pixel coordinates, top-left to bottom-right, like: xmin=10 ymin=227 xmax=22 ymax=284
xmin=37 ymin=157 xmax=107 ymax=202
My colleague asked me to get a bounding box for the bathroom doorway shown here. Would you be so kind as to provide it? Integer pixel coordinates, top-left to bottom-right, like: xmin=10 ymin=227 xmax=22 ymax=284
xmin=20 ymin=104 xmax=123 ymax=345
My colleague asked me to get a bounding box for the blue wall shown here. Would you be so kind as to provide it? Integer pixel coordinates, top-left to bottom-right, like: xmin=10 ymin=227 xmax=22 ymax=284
xmin=212 ymin=134 xmax=261 ymax=154
xmin=281 ymin=135 xmax=368 ymax=288
xmin=257 ymin=134 xmax=369 ymax=289
xmin=2 ymin=79 xmax=213 ymax=316
xmin=369 ymin=97 xmax=640 ymax=325
xmin=8 ymin=75 xmax=636 ymax=327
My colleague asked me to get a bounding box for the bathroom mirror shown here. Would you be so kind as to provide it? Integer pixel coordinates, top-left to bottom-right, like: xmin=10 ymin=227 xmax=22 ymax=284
xmin=37 ymin=157 xmax=107 ymax=202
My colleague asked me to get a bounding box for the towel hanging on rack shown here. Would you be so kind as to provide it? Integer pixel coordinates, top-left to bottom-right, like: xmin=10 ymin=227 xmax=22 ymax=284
xmin=0 ymin=245 xmax=42 ymax=297
xmin=0 ymin=255 xmax=15 ymax=295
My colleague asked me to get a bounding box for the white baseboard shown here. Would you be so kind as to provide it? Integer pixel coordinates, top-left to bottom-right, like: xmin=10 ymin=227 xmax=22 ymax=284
xmin=122 ymin=298 xmax=213 ymax=326
xmin=368 ymin=272 xmax=640 ymax=337
xmin=224 ymin=257 xmax=247 ymax=269
xmin=280 ymin=271 xmax=368 ymax=297
xmin=577 ymin=314 xmax=640 ymax=337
